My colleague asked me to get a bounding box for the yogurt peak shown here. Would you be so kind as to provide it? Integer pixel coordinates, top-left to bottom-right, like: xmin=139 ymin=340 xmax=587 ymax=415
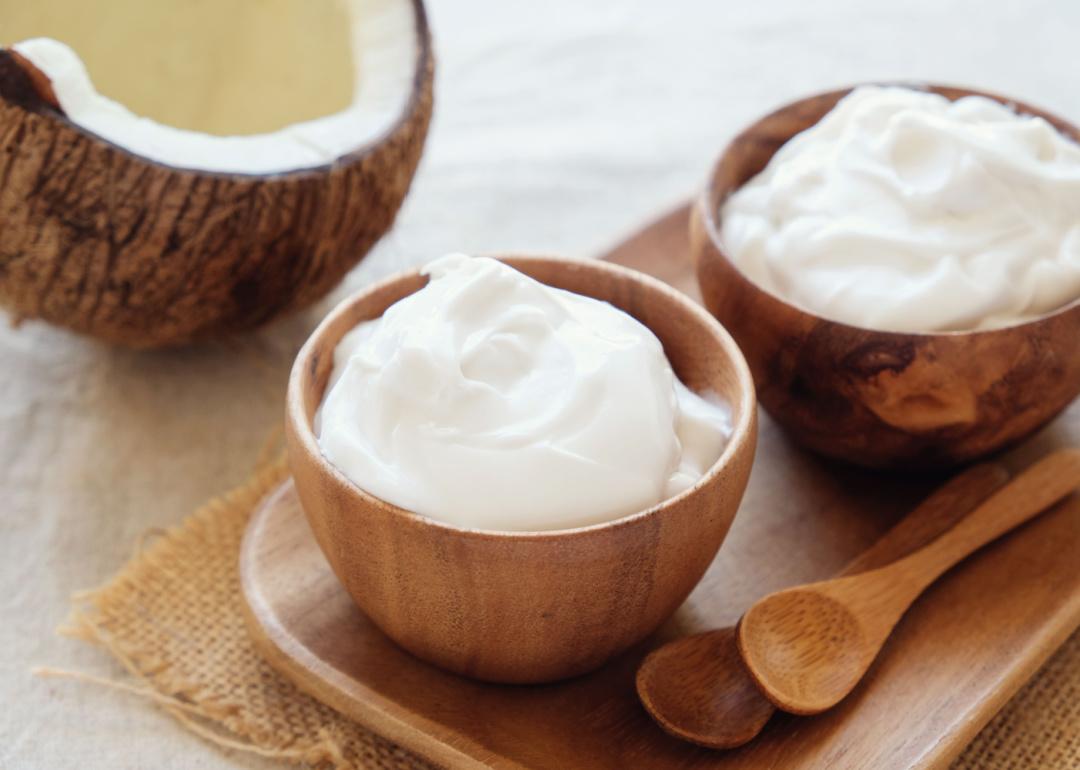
xmin=721 ymin=85 xmax=1080 ymax=332
xmin=317 ymin=254 xmax=731 ymax=531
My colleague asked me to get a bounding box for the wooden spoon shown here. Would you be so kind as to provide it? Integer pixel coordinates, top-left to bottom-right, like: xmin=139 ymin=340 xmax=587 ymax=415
xmin=738 ymin=448 xmax=1080 ymax=716
xmin=636 ymin=462 xmax=1008 ymax=749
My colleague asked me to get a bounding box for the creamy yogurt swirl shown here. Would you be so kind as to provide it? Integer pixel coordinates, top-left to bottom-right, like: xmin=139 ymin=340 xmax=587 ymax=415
xmin=317 ymin=254 xmax=731 ymax=531
xmin=721 ymin=86 xmax=1080 ymax=332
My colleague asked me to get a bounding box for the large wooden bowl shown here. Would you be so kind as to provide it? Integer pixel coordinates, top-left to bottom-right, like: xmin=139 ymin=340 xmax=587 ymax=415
xmin=285 ymin=256 xmax=757 ymax=684
xmin=693 ymin=85 xmax=1080 ymax=469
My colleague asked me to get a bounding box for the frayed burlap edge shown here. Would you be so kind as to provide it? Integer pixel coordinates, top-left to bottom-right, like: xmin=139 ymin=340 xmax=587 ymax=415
xmin=45 ymin=452 xmax=433 ymax=770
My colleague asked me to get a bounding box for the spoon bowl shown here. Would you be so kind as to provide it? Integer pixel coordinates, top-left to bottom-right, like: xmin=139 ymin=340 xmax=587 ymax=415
xmin=737 ymin=448 xmax=1080 ymax=715
xmin=636 ymin=627 xmax=775 ymax=748
xmin=738 ymin=588 xmax=873 ymax=714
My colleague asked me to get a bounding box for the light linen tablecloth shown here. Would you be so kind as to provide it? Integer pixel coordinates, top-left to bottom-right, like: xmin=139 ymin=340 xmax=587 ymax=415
xmin=3 ymin=1 xmax=1077 ymax=767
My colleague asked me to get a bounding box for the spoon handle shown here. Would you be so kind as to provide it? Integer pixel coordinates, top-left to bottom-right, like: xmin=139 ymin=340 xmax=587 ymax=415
xmin=889 ymin=448 xmax=1080 ymax=597
xmin=841 ymin=462 xmax=1008 ymax=576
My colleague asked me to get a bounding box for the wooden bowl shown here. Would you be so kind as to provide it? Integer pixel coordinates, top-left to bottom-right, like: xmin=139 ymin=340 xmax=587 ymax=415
xmin=285 ymin=256 xmax=757 ymax=683
xmin=692 ymin=84 xmax=1080 ymax=470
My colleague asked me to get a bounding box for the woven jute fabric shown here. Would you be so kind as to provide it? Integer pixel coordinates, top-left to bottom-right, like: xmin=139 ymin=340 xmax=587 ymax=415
xmin=66 ymin=458 xmax=430 ymax=770
xmin=952 ymin=629 xmax=1078 ymax=770
xmin=65 ymin=458 xmax=1079 ymax=770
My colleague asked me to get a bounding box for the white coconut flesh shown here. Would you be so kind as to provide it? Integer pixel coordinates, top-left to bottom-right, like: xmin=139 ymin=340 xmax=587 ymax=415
xmin=1 ymin=0 xmax=418 ymax=174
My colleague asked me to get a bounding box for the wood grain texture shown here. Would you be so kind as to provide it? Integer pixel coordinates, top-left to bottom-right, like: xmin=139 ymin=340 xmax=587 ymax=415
xmin=692 ymin=84 xmax=1080 ymax=469
xmin=635 ymin=462 xmax=1009 ymax=748
xmin=738 ymin=449 xmax=1080 ymax=716
xmin=0 ymin=0 xmax=434 ymax=348
xmin=636 ymin=626 xmax=775 ymax=750
xmin=241 ymin=205 xmax=1080 ymax=769
xmin=284 ymin=255 xmax=758 ymax=683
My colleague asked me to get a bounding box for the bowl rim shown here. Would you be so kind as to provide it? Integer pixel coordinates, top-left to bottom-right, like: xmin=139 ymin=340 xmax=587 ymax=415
xmin=700 ymin=80 xmax=1080 ymax=339
xmin=286 ymin=254 xmax=757 ymax=542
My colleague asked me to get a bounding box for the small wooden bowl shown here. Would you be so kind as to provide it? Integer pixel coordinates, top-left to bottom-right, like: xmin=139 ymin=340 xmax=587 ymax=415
xmin=692 ymin=84 xmax=1080 ymax=469
xmin=286 ymin=256 xmax=757 ymax=683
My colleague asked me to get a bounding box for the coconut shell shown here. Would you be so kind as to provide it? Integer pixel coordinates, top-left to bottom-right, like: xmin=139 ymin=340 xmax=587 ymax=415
xmin=0 ymin=0 xmax=433 ymax=348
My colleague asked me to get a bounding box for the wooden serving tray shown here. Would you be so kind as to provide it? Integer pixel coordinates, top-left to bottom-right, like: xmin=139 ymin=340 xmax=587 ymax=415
xmin=240 ymin=204 xmax=1080 ymax=770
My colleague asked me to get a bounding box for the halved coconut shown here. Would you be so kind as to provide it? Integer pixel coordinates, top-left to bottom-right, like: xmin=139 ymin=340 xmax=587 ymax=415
xmin=0 ymin=0 xmax=432 ymax=347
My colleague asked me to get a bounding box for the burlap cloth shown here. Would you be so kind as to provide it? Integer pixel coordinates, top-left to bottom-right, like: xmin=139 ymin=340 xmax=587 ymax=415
xmin=57 ymin=456 xmax=1079 ymax=770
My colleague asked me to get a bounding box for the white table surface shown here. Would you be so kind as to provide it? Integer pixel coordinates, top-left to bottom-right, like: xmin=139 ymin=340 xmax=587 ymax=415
xmin=3 ymin=1 xmax=1078 ymax=767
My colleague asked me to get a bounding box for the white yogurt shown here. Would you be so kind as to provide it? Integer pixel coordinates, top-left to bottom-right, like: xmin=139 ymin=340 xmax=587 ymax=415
xmin=721 ymin=85 xmax=1080 ymax=332
xmin=317 ymin=254 xmax=732 ymax=531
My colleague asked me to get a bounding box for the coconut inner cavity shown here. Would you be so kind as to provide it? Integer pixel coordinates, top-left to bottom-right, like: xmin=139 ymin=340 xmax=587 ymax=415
xmin=3 ymin=0 xmax=355 ymax=135
xmin=3 ymin=0 xmax=417 ymax=173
